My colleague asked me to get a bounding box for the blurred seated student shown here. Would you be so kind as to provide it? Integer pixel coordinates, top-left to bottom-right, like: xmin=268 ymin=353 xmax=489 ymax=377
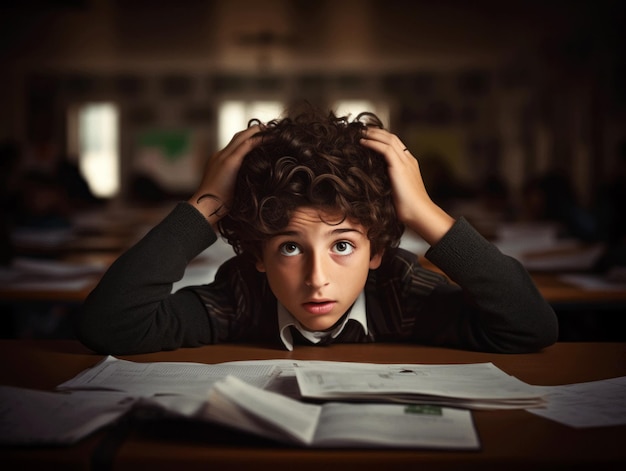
xmin=0 ymin=139 xmax=21 ymax=264
xmin=128 ymin=170 xmax=198 ymax=206
xmin=129 ymin=173 xmax=172 ymax=205
xmin=419 ymin=151 xmax=474 ymax=213
xmin=520 ymin=169 xmax=598 ymax=242
xmin=12 ymin=170 xmax=73 ymax=230
xmin=77 ymin=106 xmax=558 ymax=355
xmin=479 ymin=174 xmax=515 ymax=220
xmin=56 ymin=156 xmax=105 ymax=210
xmin=593 ymin=141 xmax=626 ymax=272
xmin=9 ymin=149 xmax=104 ymax=231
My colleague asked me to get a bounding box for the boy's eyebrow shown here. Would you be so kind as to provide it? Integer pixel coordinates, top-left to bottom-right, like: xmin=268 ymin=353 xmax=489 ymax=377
xmin=332 ymin=228 xmax=364 ymax=235
xmin=272 ymin=227 xmax=365 ymax=238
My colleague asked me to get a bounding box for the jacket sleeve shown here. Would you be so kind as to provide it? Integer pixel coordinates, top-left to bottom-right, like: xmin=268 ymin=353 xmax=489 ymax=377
xmin=76 ymin=202 xmax=222 ymax=355
xmin=414 ymin=217 xmax=559 ymax=353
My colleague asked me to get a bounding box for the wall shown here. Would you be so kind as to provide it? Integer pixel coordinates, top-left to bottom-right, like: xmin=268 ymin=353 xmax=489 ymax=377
xmin=1 ymin=0 xmax=624 ymax=209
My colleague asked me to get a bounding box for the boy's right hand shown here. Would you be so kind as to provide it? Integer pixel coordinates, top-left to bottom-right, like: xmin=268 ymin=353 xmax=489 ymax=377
xmin=189 ymin=125 xmax=262 ymax=226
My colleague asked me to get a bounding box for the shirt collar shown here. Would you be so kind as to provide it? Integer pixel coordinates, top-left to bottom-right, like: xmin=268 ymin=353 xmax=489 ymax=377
xmin=278 ymin=291 xmax=368 ymax=351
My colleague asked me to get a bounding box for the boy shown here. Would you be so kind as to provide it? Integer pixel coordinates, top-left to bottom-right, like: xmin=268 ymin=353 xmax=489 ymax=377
xmin=78 ymin=108 xmax=558 ymax=354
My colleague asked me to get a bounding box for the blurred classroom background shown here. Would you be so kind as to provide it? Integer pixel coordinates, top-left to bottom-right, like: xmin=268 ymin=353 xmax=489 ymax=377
xmin=1 ymin=0 xmax=625 ymax=341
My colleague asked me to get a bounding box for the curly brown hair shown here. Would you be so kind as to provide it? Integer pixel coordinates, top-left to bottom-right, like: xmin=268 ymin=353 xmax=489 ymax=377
xmin=217 ymin=107 xmax=404 ymax=260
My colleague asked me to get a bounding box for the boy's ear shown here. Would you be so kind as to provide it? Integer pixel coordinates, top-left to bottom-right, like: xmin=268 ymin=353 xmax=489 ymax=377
xmin=255 ymin=258 xmax=266 ymax=272
xmin=369 ymin=251 xmax=383 ymax=270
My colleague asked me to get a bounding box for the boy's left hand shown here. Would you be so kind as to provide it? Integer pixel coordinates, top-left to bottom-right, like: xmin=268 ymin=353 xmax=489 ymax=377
xmin=360 ymin=127 xmax=454 ymax=245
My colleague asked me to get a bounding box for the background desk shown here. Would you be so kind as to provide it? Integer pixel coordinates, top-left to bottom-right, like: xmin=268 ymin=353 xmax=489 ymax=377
xmin=1 ymin=340 xmax=625 ymax=470
xmin=529 ymin=272 xmax=626 ymax=341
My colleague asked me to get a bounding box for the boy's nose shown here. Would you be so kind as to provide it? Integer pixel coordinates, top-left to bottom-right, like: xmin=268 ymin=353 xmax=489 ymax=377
xmin=305 ymin=253 xmax=329 ymax=289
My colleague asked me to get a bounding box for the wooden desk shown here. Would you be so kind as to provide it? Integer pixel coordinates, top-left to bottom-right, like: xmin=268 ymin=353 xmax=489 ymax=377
xmin=0 ymin=253 xmax=116 ymax=303
xmin=1 ymin=340 xmax=625 ymax=470
xmin=528 ymin=273 xmax=626 ymax=341
xmin=531 ymin=272 xmax=626 ymax=305
xmin=0 ymin=278 xmax=99 ymax=303
xmin=422 ymin=257 xmax=626 ymax=305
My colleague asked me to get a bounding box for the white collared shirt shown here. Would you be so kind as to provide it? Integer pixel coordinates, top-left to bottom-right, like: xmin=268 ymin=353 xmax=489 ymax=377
xmin=278 ymin=291 xmax=368 ymax=351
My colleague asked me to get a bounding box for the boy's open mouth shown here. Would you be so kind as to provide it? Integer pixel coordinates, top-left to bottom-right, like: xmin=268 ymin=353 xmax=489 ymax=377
xmin=302 ymin=301 xmax=336 ymax=315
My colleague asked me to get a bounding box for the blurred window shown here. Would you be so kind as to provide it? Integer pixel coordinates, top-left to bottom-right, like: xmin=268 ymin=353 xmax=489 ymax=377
xmin=69 ymin=103 xmax=119 ymax=198
xmin=218 ymin=101 xmax=284 ymax=149
xmin=333 ymin=100 xmax=390 ymax=126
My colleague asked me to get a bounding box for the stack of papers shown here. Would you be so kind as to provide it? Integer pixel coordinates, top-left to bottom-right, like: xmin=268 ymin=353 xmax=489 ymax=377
xmin=2 ymin=356 xmax=624 ymax=448
xmin=56 ymin=357 xmax=546 ymax=410
xmin=293 ymin=362 xmax=545 ymax=410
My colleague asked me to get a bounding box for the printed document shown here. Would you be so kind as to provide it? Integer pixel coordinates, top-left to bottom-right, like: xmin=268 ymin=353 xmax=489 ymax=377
xmin=201 ymin=375 xmax=480 ymax=449
xmin=292 ymin=362 xmax=546 ymax=409
xmin=57 ymin=355 xmax=276 ymax=397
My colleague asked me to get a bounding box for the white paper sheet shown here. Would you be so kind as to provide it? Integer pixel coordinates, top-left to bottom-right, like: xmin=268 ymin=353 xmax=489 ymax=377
xmin=57 ymin=355 xmax=277 ymax=397
xmin=527 ymin=376 xmax=626 ymax=428
xmin=0 ymin=386 xmax=135 ymax=445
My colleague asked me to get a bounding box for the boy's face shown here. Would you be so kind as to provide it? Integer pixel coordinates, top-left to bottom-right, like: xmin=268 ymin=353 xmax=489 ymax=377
xmin=256 ymin=207 xmax=383 ymax=332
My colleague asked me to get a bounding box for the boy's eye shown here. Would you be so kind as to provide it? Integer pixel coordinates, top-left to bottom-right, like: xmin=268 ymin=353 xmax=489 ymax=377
xmin=332 ymin=241 xmax=355 ymax=255
xmin=279 ymin=242 xmax=302 ymax=256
